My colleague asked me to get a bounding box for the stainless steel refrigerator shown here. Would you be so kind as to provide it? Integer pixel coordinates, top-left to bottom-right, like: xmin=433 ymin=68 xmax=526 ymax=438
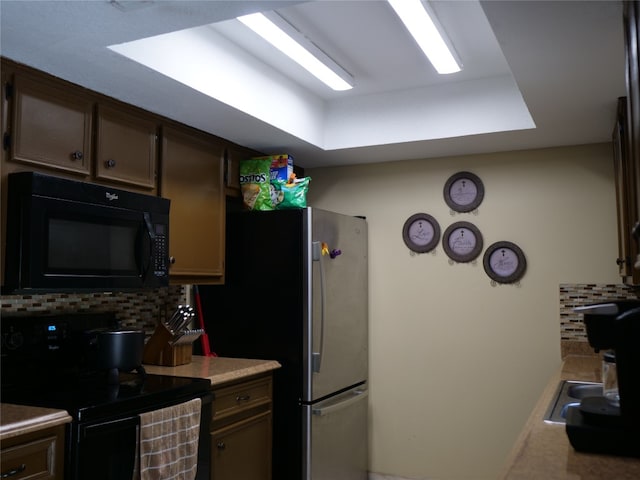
xmin=198 ymin=207 xmax=368 ymax=480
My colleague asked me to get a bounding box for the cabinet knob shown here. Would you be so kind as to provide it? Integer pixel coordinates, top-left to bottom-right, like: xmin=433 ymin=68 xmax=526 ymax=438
xmin=70 ymin=150 xmax=84 ymax=161
xmin=104 ymin=158 xmax=116 ymax=169
xmin=217 ymin=442 xmax=226 ymax=450
xmin=169 ymin=256 xmax=176 ymax=265
xmin=616 ymin=257 xmax=630 ymax=266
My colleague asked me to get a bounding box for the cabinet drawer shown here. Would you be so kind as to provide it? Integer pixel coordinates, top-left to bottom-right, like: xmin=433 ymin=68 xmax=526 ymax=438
xmin=0 ymin=434 xmax=58 ymax=480
xmin=213 ymin=376 xmax=272 ymax=421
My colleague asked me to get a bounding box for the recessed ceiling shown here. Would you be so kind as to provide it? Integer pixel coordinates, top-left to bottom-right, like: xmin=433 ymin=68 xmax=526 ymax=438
xmin=0 ymin=1 xmax=626 ymax=168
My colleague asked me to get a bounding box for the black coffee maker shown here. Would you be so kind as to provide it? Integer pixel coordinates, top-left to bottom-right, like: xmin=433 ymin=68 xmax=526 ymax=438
xmin=567 ymin=300 xmax=640 ymax=457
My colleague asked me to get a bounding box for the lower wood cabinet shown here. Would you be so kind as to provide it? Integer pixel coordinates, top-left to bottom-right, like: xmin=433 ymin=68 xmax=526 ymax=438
xmin=0 ymin=425 xmax=65 ymax=480
xmin=210 ymin=374 xmax=273 ymax=480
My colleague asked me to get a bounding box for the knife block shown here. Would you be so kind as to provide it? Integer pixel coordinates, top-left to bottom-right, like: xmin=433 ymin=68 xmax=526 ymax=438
xmin=143 ymin=322 xmax=193 ymax=366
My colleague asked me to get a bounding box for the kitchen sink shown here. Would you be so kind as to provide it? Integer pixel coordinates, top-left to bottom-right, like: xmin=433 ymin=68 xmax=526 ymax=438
xmin=544 ymin=380 xmax=603 ymax=424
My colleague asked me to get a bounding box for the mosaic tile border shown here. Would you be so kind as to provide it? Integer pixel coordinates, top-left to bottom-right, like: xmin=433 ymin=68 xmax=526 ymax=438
xmin=559 ymin=283 xmax=639 ymax=342
xmin=0 ymin=286 xmax=187 ymax=337
xmin=3 ymin=283 xmax=636 ymax=350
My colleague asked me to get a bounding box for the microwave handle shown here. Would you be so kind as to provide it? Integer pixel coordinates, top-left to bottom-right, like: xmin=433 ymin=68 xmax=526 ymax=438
xmin=141 ymin=213 xmax=155 ymax=277
xmin=143 ymin=213 xmax=156 ymax=241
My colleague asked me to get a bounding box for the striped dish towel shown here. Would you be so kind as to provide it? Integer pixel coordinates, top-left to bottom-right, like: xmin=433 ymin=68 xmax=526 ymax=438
xmin=135 ymin=398 xmax=202 ymax=480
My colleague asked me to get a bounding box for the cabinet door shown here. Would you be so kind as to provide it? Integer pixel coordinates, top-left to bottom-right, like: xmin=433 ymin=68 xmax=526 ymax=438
xmin=613 ymin=97 xmax=634 ymax=279
xmin=161 ymin=125 xmax=225 ymax=283
xmin=10 ymin=73 xmax=92 ymax=176
xmin=225 ymin=144 xmax=257 ymax=197
xmin=624 ymin=1 xmax=640 ymax=284
xmin=95 ymin=104 xmax=158 ymax=192
xmin=211 ymin=412 xmax=272 ymax=480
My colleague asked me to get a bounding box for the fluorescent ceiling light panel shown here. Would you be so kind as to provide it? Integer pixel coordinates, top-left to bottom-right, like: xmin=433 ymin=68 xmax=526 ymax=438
xmin=387 ymin=0 xmax=462 ymax=74
xmin=237 ymin=12 xmax=354 ymax=91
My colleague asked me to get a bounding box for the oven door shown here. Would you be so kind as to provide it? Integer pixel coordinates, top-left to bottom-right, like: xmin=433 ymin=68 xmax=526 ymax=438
xmin=72 ymin=415 xmax=139 ymax=480
xmin=68 ymin=393 xmax=212 ymax=480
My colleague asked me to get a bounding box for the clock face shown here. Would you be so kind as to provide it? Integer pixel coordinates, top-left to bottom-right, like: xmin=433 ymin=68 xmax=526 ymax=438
xmin=483 ymin=241 xmax=527 ymax=283
xmin=442 ymin=221 xmax=483 ymax=263
xmin=448 ymin=178 xmax=478 ymax=207
xmin=402 ymin=213 xmax=440 ymax=253
xmin=488 ymin=248 xmax=519 ymax=277
xmin=447 ymin=227 xmax=477 ymax=255
xmin=443 ymin=172 xmax=484 ymax=212
xmin=408 ymin=219 xmax=435 ymax=246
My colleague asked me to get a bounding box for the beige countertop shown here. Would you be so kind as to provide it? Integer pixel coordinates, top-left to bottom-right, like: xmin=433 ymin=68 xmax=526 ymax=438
xmin=143 ymin=355 xmax=281 ymax=386
xmin=500 ymin=355 xmax=640 ymax=479
xmin=0 ymin=404 xmax=71 ymax=442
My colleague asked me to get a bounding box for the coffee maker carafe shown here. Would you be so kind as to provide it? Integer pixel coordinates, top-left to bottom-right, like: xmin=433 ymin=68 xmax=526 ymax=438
xmin=568 ymin=300 xmax=640 ymax=457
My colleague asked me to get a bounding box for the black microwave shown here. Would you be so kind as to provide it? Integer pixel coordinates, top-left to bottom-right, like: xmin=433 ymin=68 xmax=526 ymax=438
xmin=4 ymin=171 xmax=170 ymax=292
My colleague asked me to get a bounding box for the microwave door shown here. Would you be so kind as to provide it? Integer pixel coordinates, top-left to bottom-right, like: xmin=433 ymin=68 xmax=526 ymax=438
xmin=20 ymin=196 xmax=146 ymax=290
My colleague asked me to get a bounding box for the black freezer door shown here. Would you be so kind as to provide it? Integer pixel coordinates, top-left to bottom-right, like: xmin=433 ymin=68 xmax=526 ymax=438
xmin=199 ymin=207 xmax=368 ymax=403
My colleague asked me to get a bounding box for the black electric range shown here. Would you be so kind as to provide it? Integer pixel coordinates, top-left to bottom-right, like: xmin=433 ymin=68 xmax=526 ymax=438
xmin=1 ymin=312 xmax=212 ymax=480
xmin=1 ymin=370 xmax=211 ymax=423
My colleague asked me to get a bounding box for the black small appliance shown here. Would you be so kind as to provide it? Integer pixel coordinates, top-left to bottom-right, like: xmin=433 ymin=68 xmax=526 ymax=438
xmin=4 ymin=171 xmax=170 ymax=292
xmin=567 ymin=300 xmax=640 ymax=457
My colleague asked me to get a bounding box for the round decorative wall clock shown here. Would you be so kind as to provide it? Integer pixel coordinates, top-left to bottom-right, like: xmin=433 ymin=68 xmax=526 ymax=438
xmin=443 ymin=171 xmax=484 ymax=213
xmin=483 ymin=241 xmax=527 ymax=284
xmin=442 ymin=221 xmax=483 ymax=263
xmin=402 ymin=213 xmax=441 ymax=254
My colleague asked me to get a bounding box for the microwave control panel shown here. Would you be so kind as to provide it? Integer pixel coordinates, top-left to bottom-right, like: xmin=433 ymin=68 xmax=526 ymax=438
xmin=153 ymin=224 xmax=168 ymax=277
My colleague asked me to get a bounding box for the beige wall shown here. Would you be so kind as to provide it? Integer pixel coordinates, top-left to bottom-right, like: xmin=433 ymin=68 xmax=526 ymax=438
xmin=306 ymin=143 xmax=619 ymax=479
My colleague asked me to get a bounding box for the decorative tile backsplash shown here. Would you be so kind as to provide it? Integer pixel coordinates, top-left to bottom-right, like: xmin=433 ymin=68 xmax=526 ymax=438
xmin=2 ymin=283 xmax=636 ymax=349
xmin=559 ymin=283 xmax=639 ymax=342
xmin=0 ymin=286 xmax=187 ymax=336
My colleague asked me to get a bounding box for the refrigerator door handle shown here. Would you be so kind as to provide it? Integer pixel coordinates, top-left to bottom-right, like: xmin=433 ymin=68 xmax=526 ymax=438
xmin=312 ymin=389 xmax=369 ymax=417
xmin=312 ymin=241 xmax=326 ymax=373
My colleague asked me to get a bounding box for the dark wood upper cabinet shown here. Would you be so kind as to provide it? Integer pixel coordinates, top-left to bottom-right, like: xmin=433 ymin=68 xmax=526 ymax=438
xmin=623 ymin=1 xmax=640 ymax=284
xmin=95 ymin=103 xmax=158 ymax=192
xmin=10 ymin=72 xmax=93 ymax=176
xmin=613 ymin=97 xmax=635 ymax=280
xmin=160 ymin=124 xmax=225 ymax=284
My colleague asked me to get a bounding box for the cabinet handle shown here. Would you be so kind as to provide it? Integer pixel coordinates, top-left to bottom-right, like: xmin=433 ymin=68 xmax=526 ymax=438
xmin=616 ymin=257 xmax=631 ymax=266
xmin=104 ymin=158 xmax=116 ymax=169
xmin=70 ymin=150 xmax=83 ymax=161
xmin=217 ymin=442 xmax=226 ymax=450
xmin=1 ymin=463 xmax=26 ymax=478
xmin=236 ymin=394 xmax=251 ymax=403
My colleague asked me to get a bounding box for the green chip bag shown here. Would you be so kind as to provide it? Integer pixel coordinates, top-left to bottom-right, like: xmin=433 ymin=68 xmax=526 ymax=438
xmin=239 ymin=159 xmax=273 ymax=210
xmin=273 ymin=177 xmax=311 ymax=209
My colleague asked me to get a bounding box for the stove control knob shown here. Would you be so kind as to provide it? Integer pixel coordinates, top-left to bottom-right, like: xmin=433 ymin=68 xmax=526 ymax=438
xmin=6 ymin=331 xmax=24 ymax=350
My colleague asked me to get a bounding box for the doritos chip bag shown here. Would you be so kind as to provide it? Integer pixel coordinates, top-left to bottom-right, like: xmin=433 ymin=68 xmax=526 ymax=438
xmin=239 ymin=159 xmax=273 ymax=210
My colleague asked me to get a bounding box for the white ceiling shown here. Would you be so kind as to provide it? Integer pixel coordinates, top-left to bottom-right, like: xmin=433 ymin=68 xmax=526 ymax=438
xmin=0 ymin=0 xmax=626 ymax=169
